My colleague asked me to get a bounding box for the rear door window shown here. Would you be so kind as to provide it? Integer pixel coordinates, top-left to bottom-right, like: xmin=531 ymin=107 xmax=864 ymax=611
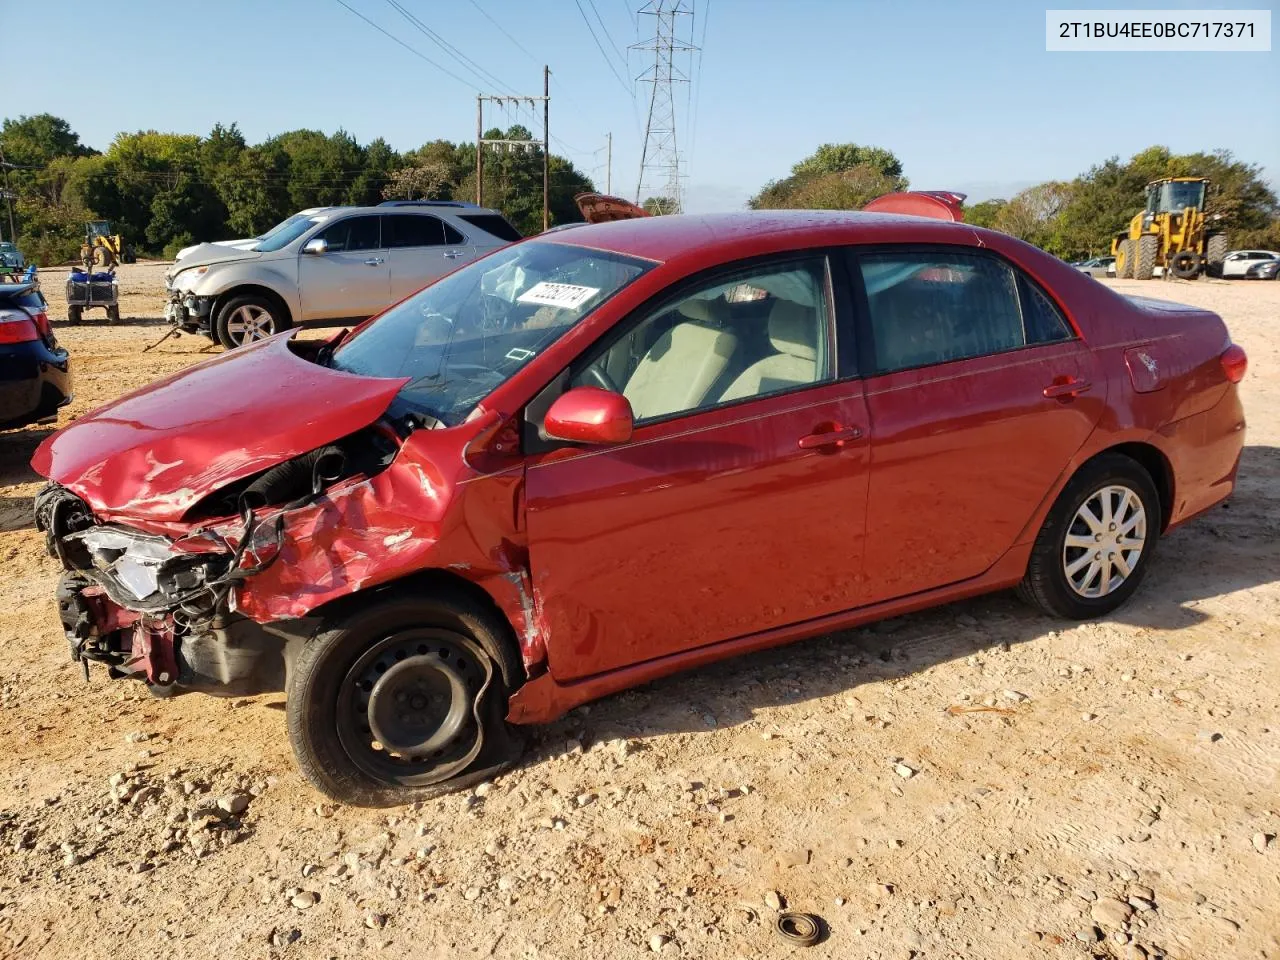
xmin=855 ymin=250 xmax=1071 ymax=374
xmin=386 ymin=214 xmax=446 ymax=248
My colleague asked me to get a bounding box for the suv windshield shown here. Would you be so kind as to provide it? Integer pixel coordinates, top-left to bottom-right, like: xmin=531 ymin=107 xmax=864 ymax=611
xmin=253 ymin=214 xmax=329 ymax=252
xmin=331 ymin=241 xmax=652 ymax=426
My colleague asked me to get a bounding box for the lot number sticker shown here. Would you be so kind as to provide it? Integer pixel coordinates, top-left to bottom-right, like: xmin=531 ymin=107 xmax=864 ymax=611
xmin=517 ymin=281 xmax=600 ymax=310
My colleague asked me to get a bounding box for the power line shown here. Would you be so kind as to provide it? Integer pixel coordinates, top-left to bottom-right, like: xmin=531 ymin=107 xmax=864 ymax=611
xmin=467 ymin=0 xmax=540 ymax=65
xmin=385 ymin=0 xmax=520 ymax=97
xmin=573 ymin=0 xmax=635 ymax=99
xmin=333 ymin=0 xmax=480 ymax=92
xmin=585 ymin=0 xmax=630 ymax=71
xmin=688 ymin=0 xmax=709 ymax=163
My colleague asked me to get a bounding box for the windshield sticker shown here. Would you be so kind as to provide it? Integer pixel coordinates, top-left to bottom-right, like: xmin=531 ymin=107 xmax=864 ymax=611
xmin=516 ymin=281 xmax=600 ymax=310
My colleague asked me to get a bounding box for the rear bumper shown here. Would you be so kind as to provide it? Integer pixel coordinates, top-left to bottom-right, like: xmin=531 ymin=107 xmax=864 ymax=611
xmin=1164 ymin=385 xmax=1246 ymax=529
xmin=0 ymin=340 xmax=72 ymax=429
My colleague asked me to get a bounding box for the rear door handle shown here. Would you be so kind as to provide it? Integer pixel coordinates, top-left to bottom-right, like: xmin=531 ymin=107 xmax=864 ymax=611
xmin=1043 ymin=377 xmax=1091 ymax=399
xmin=798 ymin=426 xmax=863 ymax=450
xmin=443 ymin=250 xmax=465 ymax=259
xmin=363 ymin=257 xmax=385 ymax=266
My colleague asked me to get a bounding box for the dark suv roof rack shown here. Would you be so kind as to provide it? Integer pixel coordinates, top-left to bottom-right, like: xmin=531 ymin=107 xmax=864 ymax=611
xmin=376 ymin=200 xmax=481 ymax=209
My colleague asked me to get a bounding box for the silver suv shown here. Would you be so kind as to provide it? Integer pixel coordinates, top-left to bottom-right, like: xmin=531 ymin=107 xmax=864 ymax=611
xmin=165 ymin=201 xmax=523 ymax=348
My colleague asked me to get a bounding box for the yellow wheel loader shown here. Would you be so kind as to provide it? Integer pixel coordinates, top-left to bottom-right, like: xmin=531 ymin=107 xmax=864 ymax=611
xmin=79 ymin=221 xmax=136 ymax=270
xmin=1111 ymin=178 xmax=1227 ymax=281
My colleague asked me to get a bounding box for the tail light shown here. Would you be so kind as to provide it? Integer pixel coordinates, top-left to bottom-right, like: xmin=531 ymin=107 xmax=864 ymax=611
xmin=1221 ymin=344 xmax=1248 ymax=383
xmin=31 ymin=310 xmax=52 ymax=340
xmin=0 ymin=308 xmax=39 ymax=344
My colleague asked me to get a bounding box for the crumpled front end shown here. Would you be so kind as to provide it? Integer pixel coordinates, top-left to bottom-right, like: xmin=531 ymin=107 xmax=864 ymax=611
xmin=35 ymin=483 xmax=303 ymax=696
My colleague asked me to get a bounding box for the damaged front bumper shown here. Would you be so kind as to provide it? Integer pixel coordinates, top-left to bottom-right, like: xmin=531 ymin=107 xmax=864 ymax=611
xmin=37 ymin=484 xmax=307 ymax=697
xmin=164 ymin=287 xmax=214 ymax=334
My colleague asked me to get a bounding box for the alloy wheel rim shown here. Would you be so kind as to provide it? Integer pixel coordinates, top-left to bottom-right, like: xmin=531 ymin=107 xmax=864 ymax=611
xmin=1063 ymin=484 xmax=1147 ymax=598
xmin=227 ymin=304 xmax=275 ymax=344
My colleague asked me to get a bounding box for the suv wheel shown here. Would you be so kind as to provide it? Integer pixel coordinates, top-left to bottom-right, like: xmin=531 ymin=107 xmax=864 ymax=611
xmin=215 ymin=294 xmax=289 ymax=349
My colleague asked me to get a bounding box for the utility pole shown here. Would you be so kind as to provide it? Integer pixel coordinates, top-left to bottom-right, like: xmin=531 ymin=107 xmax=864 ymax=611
xmin=0 ymin=147 xmax=16 ymax=244
xmin=543 ymin=65 xmax=550 ymax=232
xmin=606 ymin=132 xmax=612 ymax=194
xmin=474 ymin=80 xmax=551 ymax=228
xmin=633 ymin=0 xmax=696 ymax=214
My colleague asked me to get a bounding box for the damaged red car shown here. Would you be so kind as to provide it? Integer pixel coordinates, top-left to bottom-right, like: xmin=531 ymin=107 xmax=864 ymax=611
xmin=32 ymin=211 xmax=1246 ymax=805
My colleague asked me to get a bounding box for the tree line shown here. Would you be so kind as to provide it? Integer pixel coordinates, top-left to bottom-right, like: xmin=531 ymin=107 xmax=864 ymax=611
xmin=0 ymin=114 xmax=596 ymax=264
xmin=750 ymin=141 xmax=1280 ymax=260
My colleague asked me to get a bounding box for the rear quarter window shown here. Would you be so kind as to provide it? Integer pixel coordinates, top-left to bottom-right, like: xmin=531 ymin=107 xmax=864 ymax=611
xmin=458 ymin=214 xmax=523 ymax=243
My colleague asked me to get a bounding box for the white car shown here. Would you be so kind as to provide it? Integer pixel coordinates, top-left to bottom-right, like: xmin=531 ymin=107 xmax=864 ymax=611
xmin=165 ymin=201 xmax=523 ymax=348
xmin=1074 ymin=256 xmax=1115 ymax=278
xmin=1220 ymin=249 xmax=1280 ymax=278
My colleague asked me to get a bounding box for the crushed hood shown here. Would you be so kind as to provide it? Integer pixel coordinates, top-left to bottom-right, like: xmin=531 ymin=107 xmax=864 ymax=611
xmin=32 ymin=334 xmax=408 ymax=522
xmin=167 ymin=242 xmax=262 ymax=276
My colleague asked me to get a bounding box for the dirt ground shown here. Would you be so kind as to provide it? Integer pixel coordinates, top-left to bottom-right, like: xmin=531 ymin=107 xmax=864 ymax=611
xmin=0 ymin=265 xmax=1277 ymax=960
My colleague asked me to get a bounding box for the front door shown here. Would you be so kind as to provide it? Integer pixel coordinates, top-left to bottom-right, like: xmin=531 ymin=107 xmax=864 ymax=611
xmin=524 ymin=254 xmax=872 ymax=681
xmin=851 ymin=247 xmax=1105 ymax=603
xmin=298 ymin=214 xmax=389 ymax=320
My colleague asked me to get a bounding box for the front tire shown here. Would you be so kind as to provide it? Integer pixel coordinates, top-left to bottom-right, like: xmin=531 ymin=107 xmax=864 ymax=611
xmin=1018 ymin=453 xmax=1160 ymax=620
xmin=287 ymin=593 xmax=524 ymax=807
xmin=1134 ymin=235 xmax=1158 ymax=280
xmin=1116 ymin=239 xmax=1135 ymax=279
xmin=215 ymin=293 xmax=290 ymax=349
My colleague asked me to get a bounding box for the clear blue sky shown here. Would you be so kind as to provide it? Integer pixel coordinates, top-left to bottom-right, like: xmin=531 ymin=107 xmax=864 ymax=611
xmin=9 ymin=0 xmax=1278 ymax=211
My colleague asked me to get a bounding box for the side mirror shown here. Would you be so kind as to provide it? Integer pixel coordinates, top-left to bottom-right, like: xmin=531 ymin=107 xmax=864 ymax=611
xmin=302 ymin=238 xmax=329 ymax=255
xmin=544 ymin=386 xmax=634 ymax=446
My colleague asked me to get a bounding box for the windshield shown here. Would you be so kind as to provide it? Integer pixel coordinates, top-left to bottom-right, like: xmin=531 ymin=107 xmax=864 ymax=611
xmin=1148 ymin=181 xmax=1205 ymax=213
xmin=253 ymin=213 xmax=329 ymax=252
xmin=331 ymin=240 xmax=652 ymax=426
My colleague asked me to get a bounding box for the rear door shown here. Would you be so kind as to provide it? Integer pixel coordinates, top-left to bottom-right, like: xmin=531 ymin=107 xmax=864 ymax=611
xmin=385 ymin=214 xmax=475 ymax=301
xmin=850 ymin=247 xmax=1105 ymax=604
xmin=298 ymin=214 xmax=388 ymax=320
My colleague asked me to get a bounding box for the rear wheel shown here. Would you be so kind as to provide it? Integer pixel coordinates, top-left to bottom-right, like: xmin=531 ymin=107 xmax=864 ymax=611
xmin=215 ymin=293 xmax=290 ymax=349
xmin=1018 ymin=454 xmax=1160 ymax=620
xmin=1134 ymin=235 xmax=1158 ymax=280
xmin=67 ymin=305 xmax=82 ymax=324
xmin=1206 ymin=234 xmax=1228 ymax=275
xmin=106 ymin=304 xmax=121 ymax=323
xmin=1116 ymin=239 xmax=1135 ymax=278
xmin=287 ymin=593 xmax=525 ymax=807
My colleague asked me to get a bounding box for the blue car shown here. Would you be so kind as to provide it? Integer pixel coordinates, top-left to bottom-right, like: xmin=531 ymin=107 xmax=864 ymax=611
xmin=0 ymin=278 xmax=71 ymax=429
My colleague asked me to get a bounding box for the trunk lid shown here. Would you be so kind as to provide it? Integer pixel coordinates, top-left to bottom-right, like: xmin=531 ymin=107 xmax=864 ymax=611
xmin=32 ymin=334 xmax=408 ymax=522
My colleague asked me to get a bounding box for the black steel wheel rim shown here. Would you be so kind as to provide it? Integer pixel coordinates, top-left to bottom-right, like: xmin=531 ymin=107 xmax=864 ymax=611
xmin=335 ymin=628 xmax=493 ymax=787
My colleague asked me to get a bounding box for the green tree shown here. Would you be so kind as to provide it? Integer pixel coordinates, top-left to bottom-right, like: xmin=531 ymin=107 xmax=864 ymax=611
xmin=749 ymin=142 xmax=908 ymax=209
xmin=0 ymin=113 xmax=93 ymax=166
xmin=962 ymin=199 xmax=1007 ymax=229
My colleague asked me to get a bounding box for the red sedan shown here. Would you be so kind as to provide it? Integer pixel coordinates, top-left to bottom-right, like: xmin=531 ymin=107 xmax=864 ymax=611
xmin=32 ymin=212 xmax=1247 ymax=805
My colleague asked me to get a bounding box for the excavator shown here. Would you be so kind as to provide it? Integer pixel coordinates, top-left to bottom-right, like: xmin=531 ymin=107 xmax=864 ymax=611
xmin=1111 ymin=178 xmax=1226 ymax=280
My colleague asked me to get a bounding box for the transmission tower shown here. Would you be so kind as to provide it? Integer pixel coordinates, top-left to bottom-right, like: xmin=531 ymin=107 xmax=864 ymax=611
xmin=633 ymin=0 xmax=696 ymax=213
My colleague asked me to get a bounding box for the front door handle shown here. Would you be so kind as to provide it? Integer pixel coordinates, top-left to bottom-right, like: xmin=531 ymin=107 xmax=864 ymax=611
xmin=798 ymin=426 xmax=863 ymax=450
xmin=1043 ymin=377 xmax=1091 ymax=399
xmin=443 ymin=250 xmax=464 ymax=259
xmin=363 ymin=257 xmax=385 ymax=266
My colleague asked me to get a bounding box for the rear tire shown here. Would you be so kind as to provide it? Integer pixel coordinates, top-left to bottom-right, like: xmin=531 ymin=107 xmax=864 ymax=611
xmin=106 ymin=304 xmax=121 ymax=323
xmin=1018 ymin=453 xmax=1161 ymax=620
xmin=67 ymin=306 xmax=82 ymax=324
xmin=1206 ymin=234 xmax=1228 ymax=275
xmin=1134 ymin=235 xmax=1158 ymax=280
xmin=215 ymin=293 xmax=290 ymax=349
xmin=1116 ymin=240 xmax=1135 ymax=279
xmin=287 ymin=593 xmax=525 ymax=807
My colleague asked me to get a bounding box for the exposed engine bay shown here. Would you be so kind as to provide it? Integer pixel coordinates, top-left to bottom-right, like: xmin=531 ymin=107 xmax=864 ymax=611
xmin=34 ymin=425 xmax=400 ymax=697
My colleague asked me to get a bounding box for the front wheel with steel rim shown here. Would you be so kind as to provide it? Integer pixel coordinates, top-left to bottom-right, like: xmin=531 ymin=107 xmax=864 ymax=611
xmin=287 ymin=593 xmax=525 ymax=807
xmin=1019 ymin=453 xmax=1161 ymax=619
xmin=215 ymin=293 xmax=290 ymax=349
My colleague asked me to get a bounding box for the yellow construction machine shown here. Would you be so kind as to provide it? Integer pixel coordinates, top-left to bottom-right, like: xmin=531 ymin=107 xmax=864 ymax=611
xmin=1111 ymin=178 xmax=1227 ymax=280
xmin=79 ymin=221 xmax=135 ymax=269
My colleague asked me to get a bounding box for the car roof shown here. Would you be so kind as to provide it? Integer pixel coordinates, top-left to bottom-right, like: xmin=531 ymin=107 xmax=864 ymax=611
xmin=537 ymin=210 xmax=1001 ymax=264
xmin=334 ymin=204 xmax=507 ymax=218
